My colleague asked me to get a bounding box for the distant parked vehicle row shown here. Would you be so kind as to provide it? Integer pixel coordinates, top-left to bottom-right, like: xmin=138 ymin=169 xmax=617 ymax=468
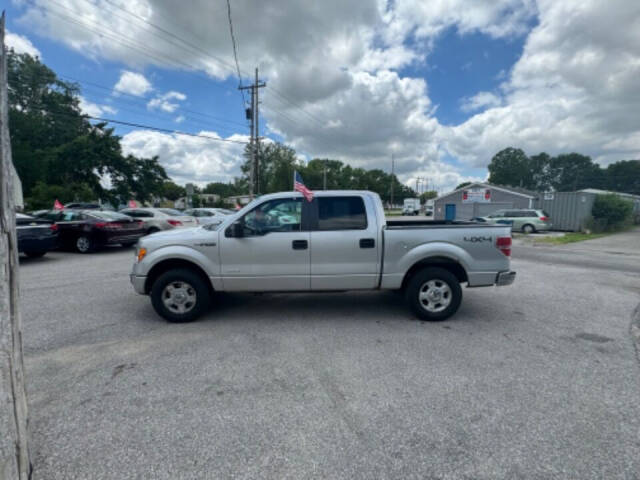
xmin=33 ymin=209 xmax=146 ymax=253
xmin=119 ymin=208 xmax=197 ymax=234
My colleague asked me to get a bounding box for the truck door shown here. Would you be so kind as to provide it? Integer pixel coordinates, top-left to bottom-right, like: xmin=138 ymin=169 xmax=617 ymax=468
xmin=310 ymin=195 xmax=379 ymax=290
xmin=219 ymin=197 xmax=311 ymax=291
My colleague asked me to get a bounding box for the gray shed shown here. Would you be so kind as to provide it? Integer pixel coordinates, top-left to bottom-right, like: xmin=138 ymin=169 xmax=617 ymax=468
xmin=433 ymin=183 xmax=535 ymax=221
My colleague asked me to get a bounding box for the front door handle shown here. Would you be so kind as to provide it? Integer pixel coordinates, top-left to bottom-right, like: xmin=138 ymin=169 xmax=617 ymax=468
xmin=292 ymin=239 xmax=308 ymax=250
xmin=359 ymin=238 xmax=375 ymax=248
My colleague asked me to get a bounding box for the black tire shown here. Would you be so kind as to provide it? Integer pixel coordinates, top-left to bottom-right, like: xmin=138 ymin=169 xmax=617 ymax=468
xmin=75 ymin=235 xmax=94 ymax=253
xmin=150 ymin=268 xmax=211 ymax=323
xmin=522 ymin=224 xmax=536 ymax=234
xmin=25 ymin=251 xmax=46 ymax=258
xmin=147 ymin=227 xmax=160 ymax=235
xmin=121 ymin=242 xmax=137 ymax=248
xmin=405 ymin=267 xmax=462 ymax=321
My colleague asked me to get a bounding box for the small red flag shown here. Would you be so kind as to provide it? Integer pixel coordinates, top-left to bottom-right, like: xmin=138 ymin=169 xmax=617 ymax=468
xmin=53 ymin=199 xmax=64 ymax=210
xmin=128 ymin=200 xmax=137 ymax=208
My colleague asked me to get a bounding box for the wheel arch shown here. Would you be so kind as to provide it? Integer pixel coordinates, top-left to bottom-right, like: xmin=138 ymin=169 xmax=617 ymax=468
xmin=401 ymin=256 xmax=468 ymax=291
xmin=145 ymin=259 xmax=213 ymax=295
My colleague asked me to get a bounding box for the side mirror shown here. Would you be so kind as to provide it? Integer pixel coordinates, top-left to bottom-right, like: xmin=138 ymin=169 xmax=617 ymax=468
xmin=227 ymin=220 xmax=244 ymax=238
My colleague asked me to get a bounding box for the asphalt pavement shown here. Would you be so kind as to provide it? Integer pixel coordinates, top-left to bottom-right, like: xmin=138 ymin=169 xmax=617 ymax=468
xmin=18 ymin=230 xmax=640 ymax=480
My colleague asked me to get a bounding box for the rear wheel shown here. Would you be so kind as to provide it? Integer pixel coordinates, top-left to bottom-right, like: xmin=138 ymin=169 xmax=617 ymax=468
xmin=405 ymin=267 xmax=462 ymax=321
xmin=151 ymin=269 xmax=211 ymax=322
xmin=147 ymin=227 xmax=160 ymax=234
xmin=522 ymin=224 xmax=535 ymax=234
xmin=75 ymin=235 xmax=94 ymax=253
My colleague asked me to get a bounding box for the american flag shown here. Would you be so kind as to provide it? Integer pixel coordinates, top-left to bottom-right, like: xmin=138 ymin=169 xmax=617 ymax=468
xmin=294 ymin=171 xmax=314 ymax=202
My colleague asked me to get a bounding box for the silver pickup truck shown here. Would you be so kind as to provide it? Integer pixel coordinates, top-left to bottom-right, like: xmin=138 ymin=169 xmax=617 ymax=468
xmin=130 ymin=191 xmax=515 ymax=322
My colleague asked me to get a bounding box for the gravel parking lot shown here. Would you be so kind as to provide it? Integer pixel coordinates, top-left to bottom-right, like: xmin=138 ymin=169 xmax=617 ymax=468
xmin=19 ymin=231 xmax=640 ymax=479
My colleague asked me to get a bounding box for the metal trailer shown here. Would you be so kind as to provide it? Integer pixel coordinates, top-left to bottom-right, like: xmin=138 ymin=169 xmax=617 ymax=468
xmin=535 ymin=192 xmax=595 ymax=232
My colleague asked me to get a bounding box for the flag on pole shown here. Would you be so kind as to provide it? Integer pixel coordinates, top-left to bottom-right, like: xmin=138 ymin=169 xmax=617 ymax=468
xmin=53 ymin=199 xmax=64 ymax=210
xmin=128 ymin=199 xmax=137 ymax=208
xmin=294 ymin=171 xmax=313 ymax=202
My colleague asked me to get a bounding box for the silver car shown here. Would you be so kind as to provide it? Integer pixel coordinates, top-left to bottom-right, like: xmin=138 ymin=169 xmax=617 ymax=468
xmin=183 ymin=208 xmax=232 ymax=226
xmin=119 ymin=208 xmax=198 ymax=234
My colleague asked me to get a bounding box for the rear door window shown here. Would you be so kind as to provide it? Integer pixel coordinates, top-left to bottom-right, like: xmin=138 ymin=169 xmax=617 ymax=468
xmin=317 ymin=197 xmax=367 ymax=230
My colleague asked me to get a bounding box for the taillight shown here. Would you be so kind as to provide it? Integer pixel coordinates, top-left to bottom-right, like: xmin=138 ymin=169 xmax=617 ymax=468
xmin=167 ymin=219 xmax=183 ymax=227
xmin=496 ymin=236 xmax=512 ymax=257
xmin=95 ymin=222 xmax=122 ymax=230
xmin=539 ymin=216 xmax=549 ymax=221
xmin=49 ymin=224 xmax=58 ymax=232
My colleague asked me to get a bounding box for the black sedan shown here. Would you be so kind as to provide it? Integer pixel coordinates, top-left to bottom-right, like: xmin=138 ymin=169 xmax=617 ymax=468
xmin=16 ymin=213 xmax=59 ymax=258
xmin=35 ymin=210 xmax=145 ymax=253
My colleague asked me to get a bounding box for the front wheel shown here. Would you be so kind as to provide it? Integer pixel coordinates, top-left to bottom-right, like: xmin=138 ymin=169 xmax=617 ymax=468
xmin=25 ymin=251 xmax=46 ymax=258
xmin=150 ymin=269 xmax=211 ymax=322
xmin=405 ymin=267 xmax=462 ymax=321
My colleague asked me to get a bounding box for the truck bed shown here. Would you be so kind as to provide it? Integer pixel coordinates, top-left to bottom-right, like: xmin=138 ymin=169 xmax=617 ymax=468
xmin=386 ymin=220 xmax=495 ymax=228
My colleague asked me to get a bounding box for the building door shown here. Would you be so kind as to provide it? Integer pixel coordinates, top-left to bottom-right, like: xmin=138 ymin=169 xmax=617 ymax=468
xmin=445 ymin=204 xmax=456 ymax=221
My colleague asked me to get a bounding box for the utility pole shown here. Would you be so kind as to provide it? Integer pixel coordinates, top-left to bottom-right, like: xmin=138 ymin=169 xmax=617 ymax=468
xmin=390 ymin=154 xmax=394 ymax=208
xmin=239 ymin=67 xmax=265 ymax=198
xmin=0 ymin=13 xmax=31 ymax=479
xmin=323 ymin=159 xmax=327 ymax=190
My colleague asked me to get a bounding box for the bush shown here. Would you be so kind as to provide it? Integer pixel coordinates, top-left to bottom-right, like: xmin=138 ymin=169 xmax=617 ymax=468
xmin=590 ymin=194 xmax=633 ymax=231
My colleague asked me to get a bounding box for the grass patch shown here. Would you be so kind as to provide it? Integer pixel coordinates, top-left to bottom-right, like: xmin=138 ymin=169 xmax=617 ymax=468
xmin=536 ymin=232 xmax=610 ymax=245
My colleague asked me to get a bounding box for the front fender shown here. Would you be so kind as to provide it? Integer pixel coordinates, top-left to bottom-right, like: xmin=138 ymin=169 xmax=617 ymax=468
xmin=136 ymin=245 xmax=222 ymax=290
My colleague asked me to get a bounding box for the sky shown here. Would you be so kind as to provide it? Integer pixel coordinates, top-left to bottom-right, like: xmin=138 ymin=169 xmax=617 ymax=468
xmin=5 ymin=0 xmax=640 ymax=193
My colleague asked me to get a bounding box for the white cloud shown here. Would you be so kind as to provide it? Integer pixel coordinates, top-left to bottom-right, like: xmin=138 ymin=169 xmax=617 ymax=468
xmin=78 ymin=96 xmax=118 ymax=117
xmin=174 ymin=115 xmax=186 ymax=124
xmin=6 ymin=31 xmax=41 ymax=57
xmin=147 ymin=91 xmax=187 ymax=113
xmin=460 ymin=91 xmax=503 ymax=113
xmin=113 ymin=71 xmax=152 ymax=97
xmin=18 ymin=0 xmax=640 ymax=188
xmin=120 ymin=130 xmax=248 ymax=186
xmin=442 ymin=0 xmax=640 ymax=168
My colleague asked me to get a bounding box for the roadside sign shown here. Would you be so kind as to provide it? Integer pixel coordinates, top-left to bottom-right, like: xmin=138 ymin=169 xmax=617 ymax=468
xmin=462 ymin=188 xmax=491 ymax=203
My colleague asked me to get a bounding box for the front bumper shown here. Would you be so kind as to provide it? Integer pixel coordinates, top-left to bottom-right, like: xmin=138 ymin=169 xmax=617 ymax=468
xmin=496 ymin=271 xmax=516 ymax=286
xmin=130 ymin=274 xmax=147 ymax=294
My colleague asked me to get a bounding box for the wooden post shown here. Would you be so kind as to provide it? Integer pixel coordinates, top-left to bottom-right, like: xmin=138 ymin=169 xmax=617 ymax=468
xmin=0 ymin=11 xmax=31 ymax=480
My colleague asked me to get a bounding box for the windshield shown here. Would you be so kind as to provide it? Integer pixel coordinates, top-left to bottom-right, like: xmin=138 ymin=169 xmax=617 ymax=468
xmin=88 ymin=211 xmax=132 ymax=220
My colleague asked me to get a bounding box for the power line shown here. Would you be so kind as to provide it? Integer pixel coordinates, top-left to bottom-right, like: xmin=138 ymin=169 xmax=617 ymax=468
xmin=225 ymin=0 xmax=247 ymax=108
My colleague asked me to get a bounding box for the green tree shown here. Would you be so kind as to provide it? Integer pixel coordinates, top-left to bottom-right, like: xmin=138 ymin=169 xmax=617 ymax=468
xmin=487 ymin=147 xmax=533 ymax=188
xmin=605 ymin=160 xmax=640 ymax=195
xmin=455 ymin=181 xmax=472 ymax=190
xmin=419 ymin=190 xmax=437 ymax=204
xmin=548 ymin=153 xmax=603 ymax=191
xmin=160 ymin=181 xmax=186 ymax=201
xmin=8 ymin=51 xmax=167 ymax=208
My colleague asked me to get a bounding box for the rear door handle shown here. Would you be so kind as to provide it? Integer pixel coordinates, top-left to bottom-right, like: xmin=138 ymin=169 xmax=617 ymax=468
xmin=359 ymin=238 xmax=375 ymax=248
xmin=292 ymin=239 xmax=308 ymax=250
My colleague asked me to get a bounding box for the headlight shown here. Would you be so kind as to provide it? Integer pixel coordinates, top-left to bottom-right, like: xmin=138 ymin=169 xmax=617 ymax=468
xmin=136 ymin=247 xmax=147 ymax=262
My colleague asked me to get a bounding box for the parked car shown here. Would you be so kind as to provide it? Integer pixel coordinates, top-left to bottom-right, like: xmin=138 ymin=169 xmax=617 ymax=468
xmin=35 ymin=209 xmax=145 ymax=253
xmin=119 ymin=208 xmax=198 ymax=234
xmin=183 ymin=208 xmax=231 ymax=226
xmin=485 ymin=209 xmax=551 ymax=233
xmin=130 ymin=190 xmax=515 ymax=323
xmin=16 ymin=213 xmax=58 ymax=258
